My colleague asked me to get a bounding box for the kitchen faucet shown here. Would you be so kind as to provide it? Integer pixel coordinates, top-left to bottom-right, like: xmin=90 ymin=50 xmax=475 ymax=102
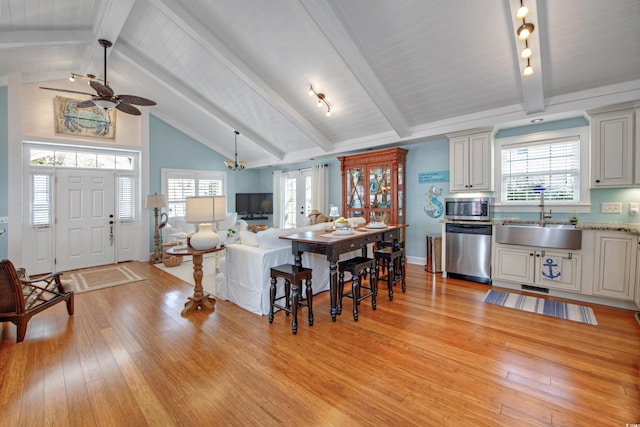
xmin=539 ymin=191 xmax=552 ymax=226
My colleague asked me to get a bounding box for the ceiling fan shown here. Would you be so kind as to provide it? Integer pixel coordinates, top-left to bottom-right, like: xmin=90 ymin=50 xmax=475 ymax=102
xmin=40 ymin=39 xmax=156 ymax=116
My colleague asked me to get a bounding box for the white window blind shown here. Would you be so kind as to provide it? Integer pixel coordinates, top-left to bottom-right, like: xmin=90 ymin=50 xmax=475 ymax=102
xmin=501 ymin=138 xmax=580 ymax=202
xmin=31 ymin=174 xmax=51 ymax=226
xmin=165 ymin=170 xmax=225 ymax=218
xmin=118 ymin=176 xmax=135 ymax=220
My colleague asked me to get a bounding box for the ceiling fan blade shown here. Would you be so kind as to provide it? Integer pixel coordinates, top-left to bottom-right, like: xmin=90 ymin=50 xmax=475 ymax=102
xmin=90 ymin=81 xmax=114 ymax=97
xmin=39 ymin=87 xmax=94 ymax=96
xmin=116 ymin=94 xmax=156 ymax=106
xmin=76 ymin=100 xmax=96 ymax=108
xmin=116 ymin=103 xmax=141 ymax=116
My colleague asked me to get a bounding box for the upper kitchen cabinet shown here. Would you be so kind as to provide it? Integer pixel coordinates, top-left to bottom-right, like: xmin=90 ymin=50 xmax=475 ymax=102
xmin=448 ymin=128 xmax=495 ymax=192
xmin=338 ymin=148 xmax=407 ymax=225
xmin=587 ymin=102 xmax=638 ymax=188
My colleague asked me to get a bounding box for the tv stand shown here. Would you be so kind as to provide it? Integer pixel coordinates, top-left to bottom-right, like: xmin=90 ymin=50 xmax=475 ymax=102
xmin=241 ymin=215 xmax=268 ymax=220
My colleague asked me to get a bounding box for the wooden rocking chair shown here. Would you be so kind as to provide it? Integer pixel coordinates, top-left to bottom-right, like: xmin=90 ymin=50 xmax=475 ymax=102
xmin=0 ymin=259 xmax=74 ymax=343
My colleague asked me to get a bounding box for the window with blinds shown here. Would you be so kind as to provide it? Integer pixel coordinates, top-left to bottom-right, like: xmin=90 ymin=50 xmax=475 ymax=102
xmin=118 ymin=176 xmax=135 ymax=220
xmin=164 ymin=170 xmax=226 ymax=218
xmin=31 ymin=174 xmax=51 ymax=226
xmin=501 ymin=137 xmax=580 ymax=203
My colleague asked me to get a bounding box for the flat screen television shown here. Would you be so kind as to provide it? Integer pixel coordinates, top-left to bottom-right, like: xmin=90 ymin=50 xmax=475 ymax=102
xmin=235 ymin=193 xmax=273 ymax=216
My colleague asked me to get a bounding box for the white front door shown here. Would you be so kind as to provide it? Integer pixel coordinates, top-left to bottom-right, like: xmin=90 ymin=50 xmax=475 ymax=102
xmin=55 ymin=169 xmax=116 ymax=271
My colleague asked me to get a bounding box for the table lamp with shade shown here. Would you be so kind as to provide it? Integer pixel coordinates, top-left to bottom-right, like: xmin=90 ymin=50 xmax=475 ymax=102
xmin=329 ymin=205 xmax=340 ymax=230
xmin=145 ymin=193 xmax=167 ymax=264
xmin=186 ymin=196 xmax=226 ymax=250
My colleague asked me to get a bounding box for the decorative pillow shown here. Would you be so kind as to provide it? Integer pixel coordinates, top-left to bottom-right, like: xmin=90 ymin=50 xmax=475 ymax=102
xmin=257 ymin=227 xmax=294 ymax=249
xmin=239 ymin=230 xmax=259 ymax=247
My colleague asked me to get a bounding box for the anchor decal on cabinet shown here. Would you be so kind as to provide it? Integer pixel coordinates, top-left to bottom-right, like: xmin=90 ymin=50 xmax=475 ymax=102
xmin=541 ymin=257 xmax=561 ymax=279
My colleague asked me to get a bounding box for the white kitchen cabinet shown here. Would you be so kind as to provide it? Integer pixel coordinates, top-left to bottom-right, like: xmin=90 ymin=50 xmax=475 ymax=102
xmin=448 ymin=129 xmax=494 ymax=192
xmin=493 ymin=244 xmax=582 ymax=292
xmin=587 ymin=104 xmax=635 ymax=187
xmin=590 ymin=231 xmax=637 ymax=301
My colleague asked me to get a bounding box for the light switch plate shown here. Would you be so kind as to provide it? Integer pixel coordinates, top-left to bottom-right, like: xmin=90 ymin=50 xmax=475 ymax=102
xmin=0 ymin=217 xmax=7 ymax=224
xmin=602 ymin=202 xmax=622 ymax=213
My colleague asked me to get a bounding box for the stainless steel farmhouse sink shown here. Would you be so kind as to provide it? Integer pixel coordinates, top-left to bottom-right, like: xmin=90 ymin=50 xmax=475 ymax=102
xmin=495 ymin=223 xmax=582 ymax=250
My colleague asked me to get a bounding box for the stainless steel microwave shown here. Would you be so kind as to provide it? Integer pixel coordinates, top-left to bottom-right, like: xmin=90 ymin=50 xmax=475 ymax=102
xmin=445 ymin=197 xmax=492 ymax=221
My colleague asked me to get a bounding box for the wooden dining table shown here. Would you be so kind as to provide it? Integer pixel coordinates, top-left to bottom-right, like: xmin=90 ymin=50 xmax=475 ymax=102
xmin=279 ymin=224 xmax=406 ymax=321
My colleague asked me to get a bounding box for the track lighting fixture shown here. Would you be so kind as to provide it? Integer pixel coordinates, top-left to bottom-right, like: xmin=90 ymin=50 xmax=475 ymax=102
xmin=69 ymin=73 xmax=99 ymax=85
xmin=523 ymin=59 xmax=534 ymax=76
xmin=517 ymin=22 xmax=535 ymax=40
xmin=515 ymin=0 xmax=536 ymax=77
xmin=308 ymin=85 xmax=332 ymax=117
xmin=224 ymin=130 xmax=247 ymax=171
xmin=520 ymin=40 xmax=532 ymax=59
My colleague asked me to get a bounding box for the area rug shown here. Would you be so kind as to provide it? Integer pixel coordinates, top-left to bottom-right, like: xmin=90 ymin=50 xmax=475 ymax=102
xmin=482 ymin=289 xmax=598 ymax=325
xmin=153 ymin=258 xmax=218 ymax=295
xmin=68 ymin=265 xmax=145 ymax=294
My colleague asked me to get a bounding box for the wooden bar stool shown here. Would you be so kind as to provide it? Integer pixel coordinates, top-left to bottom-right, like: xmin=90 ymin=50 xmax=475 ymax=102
xmin=338 ymin=256 xmax=377 ymax=321
xmin=269 ymin=264 xmax=313 ymax=335
xmin=374 ymin=247 xmax=406 ymax=301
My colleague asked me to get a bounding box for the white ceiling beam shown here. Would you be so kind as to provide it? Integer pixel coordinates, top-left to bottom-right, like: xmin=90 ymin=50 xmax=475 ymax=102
xmin=0 ymin=30 xmax=92 ymax=48
xmin=507 ymin=0 xmax=544 ymax=114
xmin=115 ymin=42 xmax=286 ymax=161
xmin=299 ymin=0 xmax=411 ymax=138
xmin=150 ymin=0 xmax=334 ymax=152
xmin=82 ymin=0 xmax=136 ymax=78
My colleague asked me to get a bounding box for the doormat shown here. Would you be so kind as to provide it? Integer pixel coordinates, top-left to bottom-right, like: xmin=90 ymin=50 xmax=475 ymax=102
xmin=68 ymin=265 xmax=145 ymax=294
xmin=482 ymin=289 xmax=598 ymax=325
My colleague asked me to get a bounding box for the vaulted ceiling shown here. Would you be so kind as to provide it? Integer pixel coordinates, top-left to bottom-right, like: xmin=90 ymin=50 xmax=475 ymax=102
xmin=1 ymin=0 xmax=639 ymax=168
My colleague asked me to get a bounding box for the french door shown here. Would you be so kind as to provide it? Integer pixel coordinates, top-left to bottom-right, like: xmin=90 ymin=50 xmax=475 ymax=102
xmin=282 ymin=170 xmax=311 ymax=228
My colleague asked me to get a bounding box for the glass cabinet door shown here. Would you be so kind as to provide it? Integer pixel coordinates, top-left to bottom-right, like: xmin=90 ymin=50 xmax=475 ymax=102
xmin=397 ymin=164 xmax=404 ymax=224
xmin=345 ymin=166 xmax=366 ymax=219
xmin=368 ymin=163 xmax=392 ymax=223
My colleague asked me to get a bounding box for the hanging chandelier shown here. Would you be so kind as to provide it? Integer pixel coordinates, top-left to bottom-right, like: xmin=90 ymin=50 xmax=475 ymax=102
xmin=224 ymin=130 xmax=247 ymax=171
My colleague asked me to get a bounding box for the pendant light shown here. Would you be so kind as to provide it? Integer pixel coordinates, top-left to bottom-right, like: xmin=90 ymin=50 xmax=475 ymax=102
xmin=224 ymin=130 xmax=247 ymax=171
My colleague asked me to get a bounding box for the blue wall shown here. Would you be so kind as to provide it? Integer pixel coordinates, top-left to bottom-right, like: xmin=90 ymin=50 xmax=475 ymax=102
xmin=3 ymin=91 xmax=640 ymax=263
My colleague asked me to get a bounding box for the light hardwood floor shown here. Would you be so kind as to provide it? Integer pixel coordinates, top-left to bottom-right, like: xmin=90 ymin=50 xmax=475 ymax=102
xmin=1 ymin=261 xmax=638 ymax=426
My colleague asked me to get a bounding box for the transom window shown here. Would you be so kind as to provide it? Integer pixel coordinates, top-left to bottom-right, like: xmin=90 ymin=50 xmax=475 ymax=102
xmin=25 ymin=144 xmax=138 ymax=226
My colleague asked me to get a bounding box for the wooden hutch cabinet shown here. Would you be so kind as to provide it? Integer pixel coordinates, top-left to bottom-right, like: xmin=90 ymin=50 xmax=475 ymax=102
xmin=338 ymin=147 xmax=407 ymax=225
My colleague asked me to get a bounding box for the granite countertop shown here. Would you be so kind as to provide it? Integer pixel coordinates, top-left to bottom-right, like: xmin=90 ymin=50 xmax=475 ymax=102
xmin=443 ymin=219 xmax=640 ymax=233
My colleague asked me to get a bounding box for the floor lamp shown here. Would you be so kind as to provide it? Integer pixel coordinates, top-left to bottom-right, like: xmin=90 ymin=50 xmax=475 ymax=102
xmin=146 ymin=193 xmax=167 ymax=264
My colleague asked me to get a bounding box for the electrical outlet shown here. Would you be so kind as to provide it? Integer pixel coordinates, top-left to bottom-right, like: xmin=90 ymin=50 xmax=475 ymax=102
xmin=630 ymin=203 xmax=640 ymax=216
xmin=601 ymin=202 xmax=622 ymax=213
xmin=0 ymin=217 xmax=7 ymax=224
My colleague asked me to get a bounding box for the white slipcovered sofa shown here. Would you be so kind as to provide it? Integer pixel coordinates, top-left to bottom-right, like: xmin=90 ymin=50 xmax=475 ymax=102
xmin=162 ymin=212 xmax=240 ymax=244
xmin=215 ymin=219 xmax=366 ymax=315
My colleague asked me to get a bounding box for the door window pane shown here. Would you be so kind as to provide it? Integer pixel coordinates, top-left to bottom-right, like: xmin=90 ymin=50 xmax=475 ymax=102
xmin=31 ymin=174 xmax=51 ymax=226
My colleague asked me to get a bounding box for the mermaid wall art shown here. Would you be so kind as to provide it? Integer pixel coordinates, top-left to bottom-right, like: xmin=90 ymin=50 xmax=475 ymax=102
xmin=424 ymin=185 xmax=444 ymax=218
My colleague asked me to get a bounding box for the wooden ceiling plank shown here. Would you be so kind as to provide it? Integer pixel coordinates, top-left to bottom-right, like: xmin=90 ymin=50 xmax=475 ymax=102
xmin=0 ymin=30 xmax=92 ymax=48
xmin=115 ymin=42 xmax=285 ymax=161
xmin=150 ymin=0 xmax=334 ymax=152
xmin=299 ymin=0 xmax=411 ymax=138
xmin=82 ymin=0 xmax=136 ymax=79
